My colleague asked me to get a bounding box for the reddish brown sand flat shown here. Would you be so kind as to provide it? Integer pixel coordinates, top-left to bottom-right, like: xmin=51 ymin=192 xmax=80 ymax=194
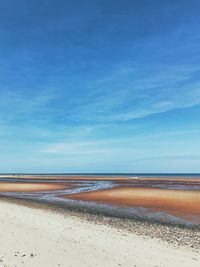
xmin=62 ymin=187 xmax=200 ymax=223
xmin=0 ymin=182 xmax=72 ymax=192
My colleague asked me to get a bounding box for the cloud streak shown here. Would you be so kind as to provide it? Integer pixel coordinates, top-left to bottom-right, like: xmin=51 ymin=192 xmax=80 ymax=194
xmin=67 ymin=64 xmax=200 ymax=122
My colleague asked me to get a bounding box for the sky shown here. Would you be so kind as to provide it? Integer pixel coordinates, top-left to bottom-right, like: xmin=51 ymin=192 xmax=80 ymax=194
xmin=0 ymin=0 xmax=200 ymax=173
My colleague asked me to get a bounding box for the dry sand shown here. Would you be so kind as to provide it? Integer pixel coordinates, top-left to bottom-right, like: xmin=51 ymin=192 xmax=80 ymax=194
xmin=0 ymin=200 xmax=199 ymax=267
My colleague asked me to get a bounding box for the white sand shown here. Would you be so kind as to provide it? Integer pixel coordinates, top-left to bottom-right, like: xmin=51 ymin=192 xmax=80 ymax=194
xmin=0 ymin=200 xmax=199 ymax=267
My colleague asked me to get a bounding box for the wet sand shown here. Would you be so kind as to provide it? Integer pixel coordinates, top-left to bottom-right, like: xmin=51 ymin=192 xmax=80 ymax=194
xmin=62 ymin=187 xmax=200 ymax=224
xmin=0 ymin=175 xmax=200 ymax=226
xmin=0 ymin=174 xmax=129 ymax=181
xmin=1 ymin=174 xmax=200 ymax=182
xmin=117 ymin=178 xmax=200 ymax=187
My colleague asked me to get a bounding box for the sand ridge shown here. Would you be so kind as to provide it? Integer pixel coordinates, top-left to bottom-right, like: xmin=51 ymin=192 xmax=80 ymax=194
xmin=0 ymin=182 xmax=73 ymax=192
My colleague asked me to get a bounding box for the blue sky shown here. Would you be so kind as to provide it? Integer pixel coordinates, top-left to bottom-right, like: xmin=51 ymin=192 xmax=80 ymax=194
xmin=0 ymin=0 xmax=200 ymax=173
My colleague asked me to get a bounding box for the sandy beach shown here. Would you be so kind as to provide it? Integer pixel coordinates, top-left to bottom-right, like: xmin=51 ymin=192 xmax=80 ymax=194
xmin=0 ymin=199 xmax=200 ymax=267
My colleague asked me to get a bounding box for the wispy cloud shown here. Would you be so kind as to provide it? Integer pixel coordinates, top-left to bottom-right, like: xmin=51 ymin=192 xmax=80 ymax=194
xmin=67 ymin=64 xmax=200 ymax=122
xmin=0 ymin=89 xmax=58 ymax=123
xmin=39 ymin=140 xmax=130 ymax=156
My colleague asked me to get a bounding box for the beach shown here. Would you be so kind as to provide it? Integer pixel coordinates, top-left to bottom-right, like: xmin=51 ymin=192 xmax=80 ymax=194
xmin=0 ymin=174 xmax=200 ymax=266
xmin=0 ymin=199 xmax=200 ymax=267
xmin=2 ymin=1 xmax=200 ymax=266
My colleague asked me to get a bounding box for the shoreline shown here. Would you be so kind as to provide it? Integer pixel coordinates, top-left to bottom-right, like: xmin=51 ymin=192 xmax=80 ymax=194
xmin=0 ymin=197 xmax=200 ymax=267
xmin=1 ymin=174 xmax=200 ymax=181
xmin=1 ymin=196 xmax=200 ymax=252
xmin=1 ymin=175 xmax=200 ymax=228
